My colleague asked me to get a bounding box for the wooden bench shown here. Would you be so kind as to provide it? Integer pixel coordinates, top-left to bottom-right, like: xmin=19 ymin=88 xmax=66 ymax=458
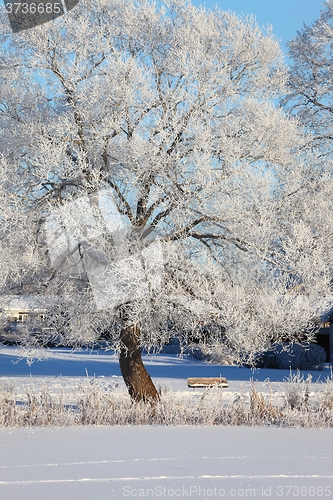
xmin=187 ymin=377 xmax=229 ymax=389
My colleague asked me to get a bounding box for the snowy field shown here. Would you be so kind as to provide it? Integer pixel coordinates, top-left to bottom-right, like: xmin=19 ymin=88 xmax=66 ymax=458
xmin=0 ymin=346 xmax=332 ymax=499
xmin=1 ymin=426 xmax=333 ymax=500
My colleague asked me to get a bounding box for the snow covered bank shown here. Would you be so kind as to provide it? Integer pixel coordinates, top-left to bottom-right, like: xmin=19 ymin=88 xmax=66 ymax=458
xmin=0 ymin=347 xmax=333 ymax=428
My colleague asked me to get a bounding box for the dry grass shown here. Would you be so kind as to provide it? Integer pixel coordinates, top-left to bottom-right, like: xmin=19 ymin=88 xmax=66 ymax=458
xmin=0 ymin=373 xmax=333 ymax=428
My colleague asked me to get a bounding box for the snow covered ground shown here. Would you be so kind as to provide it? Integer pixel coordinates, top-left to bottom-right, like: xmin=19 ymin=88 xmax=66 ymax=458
xmin=0 ymin=346 xmax=332 ymax=500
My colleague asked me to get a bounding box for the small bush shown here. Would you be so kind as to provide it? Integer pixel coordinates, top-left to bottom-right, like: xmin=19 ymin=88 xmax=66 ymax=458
xmin=189 ymin=343 xmax=237 ymax=365
xmin=261 ymin=343 xmax=327 ymax=370
xmin=283 ymin=371 xmax=312 ymax=410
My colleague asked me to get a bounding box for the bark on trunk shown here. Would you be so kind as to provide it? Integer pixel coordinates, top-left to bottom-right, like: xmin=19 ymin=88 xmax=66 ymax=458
xmin=119 ymin=322 xmax=159 ymax=403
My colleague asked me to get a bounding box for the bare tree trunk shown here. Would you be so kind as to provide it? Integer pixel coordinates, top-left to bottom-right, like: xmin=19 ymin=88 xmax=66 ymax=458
xmin=119 ymin=322 xmax=159 ymax=403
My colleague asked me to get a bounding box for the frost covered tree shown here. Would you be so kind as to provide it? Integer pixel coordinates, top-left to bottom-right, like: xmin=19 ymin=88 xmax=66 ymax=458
xmin=283 ymin=0 xmax=333 ymax=154
xmin=0 ymin=0 xmax=331 ymax=402
xmin=282 ymin=0 xmax=333 ymax=308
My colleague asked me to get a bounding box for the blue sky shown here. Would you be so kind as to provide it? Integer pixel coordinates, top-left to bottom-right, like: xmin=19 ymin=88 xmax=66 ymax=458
xmin=191 ymin=0 xmax=324 ymax=53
